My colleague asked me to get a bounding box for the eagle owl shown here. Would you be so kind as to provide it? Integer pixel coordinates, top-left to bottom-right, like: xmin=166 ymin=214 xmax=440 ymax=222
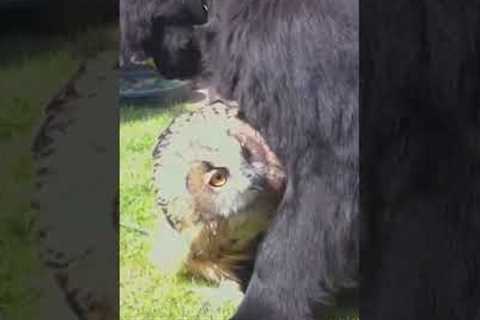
xmin=151 ymin=101 xmax=286 ymax=290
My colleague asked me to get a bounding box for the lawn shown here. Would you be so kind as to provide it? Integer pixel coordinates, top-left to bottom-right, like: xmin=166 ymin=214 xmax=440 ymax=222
xmin=120 ymin=103 xmax=238 ymax=320
xmin=2 ymin=19 xmax=359 ymax=320
xmin=0 ymin=24 xmax=116 ymax=320
xmin=119 ymin=103 xmax=359 ymax=320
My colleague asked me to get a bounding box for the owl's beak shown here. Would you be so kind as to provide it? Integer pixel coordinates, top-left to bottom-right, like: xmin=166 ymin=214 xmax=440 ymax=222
xmin=250 ymin=176 xmax=266 ymax=192
xmin=251 ymin=184 xmax=264 ymax=192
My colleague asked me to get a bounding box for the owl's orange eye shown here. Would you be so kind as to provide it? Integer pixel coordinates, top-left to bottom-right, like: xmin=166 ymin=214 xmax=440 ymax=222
xmin=208 ymin=169 xmax=228 ymax=188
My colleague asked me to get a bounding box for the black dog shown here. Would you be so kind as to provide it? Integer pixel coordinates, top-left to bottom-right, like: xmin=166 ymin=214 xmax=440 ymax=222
xmin=119 ymin=0 xmax=207 ymax=71
xmin=205 ymin=2 xmax=359 ymax=319
xmin=125 ymin=0 xmax=359 ymax=319
xmin=124 ymin=0 xmax=480 ymax=319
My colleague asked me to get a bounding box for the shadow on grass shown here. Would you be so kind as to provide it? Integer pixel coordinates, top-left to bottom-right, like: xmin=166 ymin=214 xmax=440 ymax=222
xmin=0 ymin=24 xmax=117 ymax=68
xmin=0 ymin=22 xmax=118 ymax=320
xmin=0 ymin=0 xmax=117 ymax=66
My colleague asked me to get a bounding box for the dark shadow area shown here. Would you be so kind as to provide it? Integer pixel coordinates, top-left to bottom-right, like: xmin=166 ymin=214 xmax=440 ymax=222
xmin=0 ymin=0 xmax=118 ymax=67
xmin=361 ymin=1 xmax=480 ymax=319
xmin=1 ymin=2 xmax=119 ymax=319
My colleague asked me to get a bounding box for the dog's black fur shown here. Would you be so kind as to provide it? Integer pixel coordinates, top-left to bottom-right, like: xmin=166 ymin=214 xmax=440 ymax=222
xmin=119 ymin=0 xmax=207 ymax=73
xmin=205 ymin=1 xmax=358 ymax=319
xmin=123 ymin=0 xmax=480 ymax=319
xmin=121 ymin=0 xmax=358 ymax=318
xmin=360 ymin=2 xmax=480 ymax=319
xmin=142 ymin=0 xmax=359 ymax=319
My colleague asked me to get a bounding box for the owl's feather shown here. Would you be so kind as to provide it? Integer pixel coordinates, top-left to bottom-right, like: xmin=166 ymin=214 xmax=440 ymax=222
xmin=151 ymin=101 xmax=285 ymax=288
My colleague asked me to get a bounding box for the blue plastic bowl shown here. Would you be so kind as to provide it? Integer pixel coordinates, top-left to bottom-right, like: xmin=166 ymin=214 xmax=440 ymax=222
xmin=119 ymin=68 xmax=192 ymax=106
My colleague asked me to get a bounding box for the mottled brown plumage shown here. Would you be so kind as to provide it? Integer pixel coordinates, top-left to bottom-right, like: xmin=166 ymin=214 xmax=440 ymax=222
xmin=151 ymin=102 xmax=285 ymax=289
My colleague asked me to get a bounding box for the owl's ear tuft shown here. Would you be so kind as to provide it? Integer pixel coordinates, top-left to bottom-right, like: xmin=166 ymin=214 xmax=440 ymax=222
xmin=229 ymin=124 xmax=281 ymax=168
xmin=229 ymin=124 xmax=287 ymax=194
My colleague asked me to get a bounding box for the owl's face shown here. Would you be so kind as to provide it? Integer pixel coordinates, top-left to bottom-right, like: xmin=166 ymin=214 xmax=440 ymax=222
xmin=184 ymin=140 xmax=273 ymax=220
xmin=153 ymin=104 xmax=285 ymax=232
xmin=151 ymin=103 xmax=285 ymax=285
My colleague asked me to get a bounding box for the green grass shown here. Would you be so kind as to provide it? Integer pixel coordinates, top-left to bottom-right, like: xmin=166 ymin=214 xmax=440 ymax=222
xmin=0 ymin=24 xmax=116 ymax=320
xmin=120 ymin=104 xmax=238 ymax=320
xmin=119 ymin=103 xmax=359 ymax=320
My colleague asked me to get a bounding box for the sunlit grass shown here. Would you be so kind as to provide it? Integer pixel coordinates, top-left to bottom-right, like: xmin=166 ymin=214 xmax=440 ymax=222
xmin=120 ymin=104 xmax=237 ymax=320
